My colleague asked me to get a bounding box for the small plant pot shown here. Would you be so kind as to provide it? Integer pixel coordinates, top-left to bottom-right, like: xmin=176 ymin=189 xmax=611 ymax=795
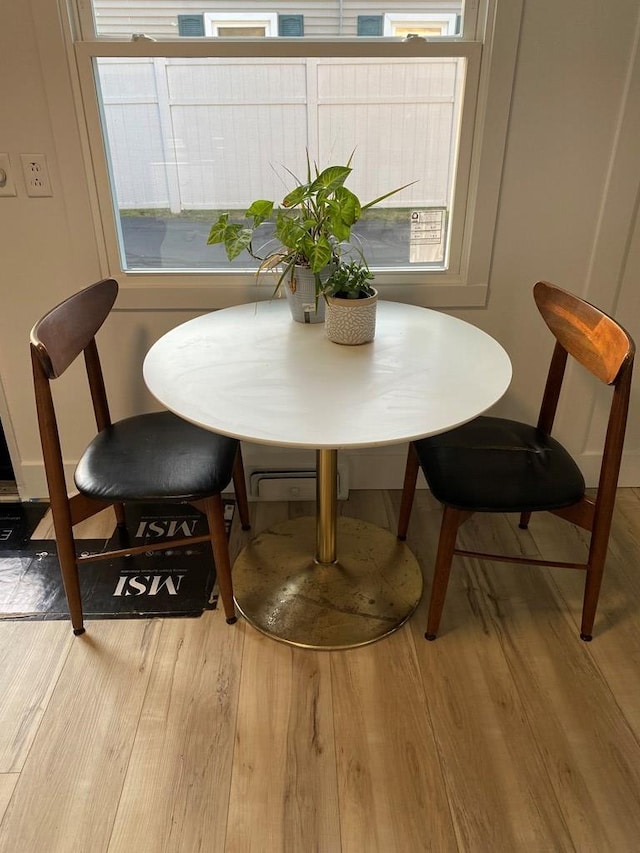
xmin=325 ymin=289 xmax=378 ymax=345
xmin=283 ymin=266 xmax=327 ymax=324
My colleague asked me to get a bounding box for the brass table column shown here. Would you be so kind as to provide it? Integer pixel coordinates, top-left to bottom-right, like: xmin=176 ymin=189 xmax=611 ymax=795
xmin=316 ymin=449 xmax=337 ymax=564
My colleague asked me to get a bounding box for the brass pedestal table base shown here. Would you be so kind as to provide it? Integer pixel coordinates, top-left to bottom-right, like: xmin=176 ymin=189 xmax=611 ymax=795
xmin=232 ymin=516 xmax=423 ymax=650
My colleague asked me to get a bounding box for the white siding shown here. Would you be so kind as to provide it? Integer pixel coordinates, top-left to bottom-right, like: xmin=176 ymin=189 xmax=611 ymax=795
xmin=92 ymin=1 xmax=461 ymax=38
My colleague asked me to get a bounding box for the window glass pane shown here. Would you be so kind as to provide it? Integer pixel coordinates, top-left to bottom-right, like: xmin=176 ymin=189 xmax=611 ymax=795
xmin=90 ymin=2 xmax=464 ymax=40
xmin=217 ymin=27 xmax=266 ymax=37
xmin=94 ymin=56 xmax=464 ymax=272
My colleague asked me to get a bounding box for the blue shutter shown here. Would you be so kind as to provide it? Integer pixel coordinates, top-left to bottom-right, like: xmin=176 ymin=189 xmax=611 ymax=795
xmin=278 ymin=15 xmax=304 ymax=37
xmin=178 ymin=15 xmax=204 ymax=37
xmin=357 ymin=15 xmax=383 ymax=36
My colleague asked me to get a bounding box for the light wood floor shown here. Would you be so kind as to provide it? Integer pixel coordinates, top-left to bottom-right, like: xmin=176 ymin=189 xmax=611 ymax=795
xmin=1 ymin=487 xmax=640 ymax=852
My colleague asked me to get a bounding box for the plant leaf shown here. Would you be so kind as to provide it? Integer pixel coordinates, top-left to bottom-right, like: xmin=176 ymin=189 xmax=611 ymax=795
xmin=225 ymin=226 xmax=254 ymax=260
xmin=334 ymin=187 xmax=361 ymax=225
xmin=327 ymin=211 xmax=351 ymax=242
xmin=282 ymin=183 xmax=313 ymax=208
xmin=246 ymin=199 xmax=273 ymax=226
xmin=362 ymin=180 xmax=418 ymax=210
xmin=275 ymin=213 xmax=307 ymax=249
xmin=206 ymin=214 xmax=229 ymax=245
xmin=310 ymin=165 xmax=352 ymax=195
xmin=257 ymin=252 xmax=287 ymax=272
xmin=306 ymin=237 xmax=333 ymax=272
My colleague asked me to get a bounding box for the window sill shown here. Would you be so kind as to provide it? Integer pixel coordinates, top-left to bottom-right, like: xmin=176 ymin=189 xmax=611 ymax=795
xmin=113 ymin=275 xmax=488 ymax=311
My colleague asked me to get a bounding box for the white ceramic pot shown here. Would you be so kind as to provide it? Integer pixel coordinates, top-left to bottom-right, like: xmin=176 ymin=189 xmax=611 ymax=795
xmin=282 ymin=266 xmax=328 ymax=324
xmin=325 ymin=289 xmax=378 ymax=345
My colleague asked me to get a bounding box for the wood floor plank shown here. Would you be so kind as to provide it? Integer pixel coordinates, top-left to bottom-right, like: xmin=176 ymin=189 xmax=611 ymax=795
xmin=0 ymin=620 xmax=161 ymax=853
xmin=452 ymin=512 xmax=640 ymax=851
xmin=0 ymin=621 xmax=72 ymax=772
xmin=226 ymin=627 xmax=340 ymax=853
xmin=251 ymin=499 xmax=291 ymax=533
xmin=342 ymin=487 xmax=393 ymax=528
xmin=331 ymin=628 xmax=458 ymax=852
xmin=107 ymin=611 xmax=245 ymax=853
xmin=526 ymin=492 xmax=640 ymax=733
xmin=0 ymin=775 xmax=18 ymax=824
xmin=32 ymin=506 xmax=117 ymax=541
xmin=402 ymin=500 xmax=575 ymax=852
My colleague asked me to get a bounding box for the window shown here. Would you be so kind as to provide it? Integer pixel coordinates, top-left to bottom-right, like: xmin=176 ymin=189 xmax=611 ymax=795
xmin=203 ymin=13 xmax=279 ymax=38
xmin=70 ymin=2 xmax=523 ymax=308
xmin=383 ymin=13 xmax=459 ymax=37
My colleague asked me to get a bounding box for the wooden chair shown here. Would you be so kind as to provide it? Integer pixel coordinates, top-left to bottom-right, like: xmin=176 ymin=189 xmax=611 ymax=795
xmin=30 ymin=278 xmax=250 ymax=635
xmin=397 ymin=281 xmax=635 ymax=641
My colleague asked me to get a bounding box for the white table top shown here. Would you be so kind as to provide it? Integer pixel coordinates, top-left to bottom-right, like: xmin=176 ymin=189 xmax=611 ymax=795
xmin=143 ymin=299 xmax=512 ymax=450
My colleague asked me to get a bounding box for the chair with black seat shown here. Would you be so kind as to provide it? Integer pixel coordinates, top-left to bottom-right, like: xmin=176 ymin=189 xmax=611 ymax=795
xmin=397 ymin=280 xmax=635 ymax=642
xmin=30 ymin=278 xmax=250 ymax=635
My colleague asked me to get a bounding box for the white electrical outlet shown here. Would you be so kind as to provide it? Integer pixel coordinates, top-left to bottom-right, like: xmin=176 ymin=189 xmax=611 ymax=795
xmin=21 ymin=154 xmax=52 ymax=197
xmin=0 ymin=153 xmax=17 ymax=197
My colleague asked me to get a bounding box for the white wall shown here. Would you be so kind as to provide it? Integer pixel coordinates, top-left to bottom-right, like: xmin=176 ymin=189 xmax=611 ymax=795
xmin=1 ymin=0 xmax=639 ymax=499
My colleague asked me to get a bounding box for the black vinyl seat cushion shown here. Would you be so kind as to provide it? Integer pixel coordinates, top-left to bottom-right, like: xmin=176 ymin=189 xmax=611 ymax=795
xmin=414 ymin=416 xmax=586 ymax=512
xmin=74 ymin=411 xmax=239 ymax=502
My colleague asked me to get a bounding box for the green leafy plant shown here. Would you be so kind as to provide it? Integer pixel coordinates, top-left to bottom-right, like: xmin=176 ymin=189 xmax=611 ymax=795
xmin=321 ymin=260 xmax=376 ymax=300
xmin=207 ymin=151 xmax=414 ymax=298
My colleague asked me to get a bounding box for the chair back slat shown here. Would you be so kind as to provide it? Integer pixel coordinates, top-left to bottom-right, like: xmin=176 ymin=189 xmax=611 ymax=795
xmin=534 ymin=281 xmax=634 ymax=385
xmin=30 ymin=279 xmax=118 ymax=379
xmin=84 ymin=338 xmax=112 ymax=432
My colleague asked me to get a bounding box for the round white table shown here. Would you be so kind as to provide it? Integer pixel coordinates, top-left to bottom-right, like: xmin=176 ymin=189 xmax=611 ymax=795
xmin=144 ymin=299 xmax=512 ymax=648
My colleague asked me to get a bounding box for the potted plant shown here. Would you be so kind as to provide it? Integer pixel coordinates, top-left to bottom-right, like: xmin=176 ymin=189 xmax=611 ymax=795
xmin=207 ymin=152 xmax=412 ymax=324
xmin=321 ymin=259 xmax=379 ymax=345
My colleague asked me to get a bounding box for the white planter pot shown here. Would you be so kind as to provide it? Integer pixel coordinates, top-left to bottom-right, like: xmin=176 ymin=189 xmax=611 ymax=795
xmin=325 ymin=289 xmax=378 ymax=345
xmin=282 ymin=266 xmax=328 ymax=324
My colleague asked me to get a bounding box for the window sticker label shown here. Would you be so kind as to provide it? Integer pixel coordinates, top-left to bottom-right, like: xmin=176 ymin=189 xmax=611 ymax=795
xmin=409 ymin=208 xmax=447 ymax=264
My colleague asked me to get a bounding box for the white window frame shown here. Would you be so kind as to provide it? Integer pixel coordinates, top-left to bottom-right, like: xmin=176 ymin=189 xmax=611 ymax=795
xmin=383 ymin=13 xmax=459 ymax=37
xmin=67 ymin=0 xmax=523 ymax=310
xmin=203 ymin=13 xmax=278 ymax=38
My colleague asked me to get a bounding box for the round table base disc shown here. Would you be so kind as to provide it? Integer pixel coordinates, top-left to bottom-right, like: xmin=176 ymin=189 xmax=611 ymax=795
xmin=232 ymin=516 xmax=423 ymax=650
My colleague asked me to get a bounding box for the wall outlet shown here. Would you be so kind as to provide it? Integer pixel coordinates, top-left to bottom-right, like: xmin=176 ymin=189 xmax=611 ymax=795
xmin=0 ymin=154 xmax=17 ymax=197
xmin=20 ymin=154 xmax=52 ymax=197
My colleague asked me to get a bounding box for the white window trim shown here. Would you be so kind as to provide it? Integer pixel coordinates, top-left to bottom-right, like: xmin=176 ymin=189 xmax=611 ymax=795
xmin=203 ymin=13 xmax=278 ymax=38
xmin=68 ymin=0 xmax=523 ymax=310
xmin=382 ymin=13 xmax=459 ymax=37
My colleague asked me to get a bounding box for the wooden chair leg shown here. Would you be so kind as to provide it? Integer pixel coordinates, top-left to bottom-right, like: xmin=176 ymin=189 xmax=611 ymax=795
xmin=425 ymin=506 xmax=464 ymax=641
xmin=50 ymin=505 xmax=85 ymax=635
xmin=579 ymin=570 xmax=600 ymax=642
xmin=204 ymin=494 xmax=237 ymax=624
xmin=519 ymin=510 xmax=532 ymax=529
xmin=579 ymin=525 xmax=612 ymax=641
xmin=398 ymin=443 xmax=420 ymax=540
xmin=114 ymin=502 xmax=127 ymax=527
xmin=232 ymin=447 xmax=251 ymax=531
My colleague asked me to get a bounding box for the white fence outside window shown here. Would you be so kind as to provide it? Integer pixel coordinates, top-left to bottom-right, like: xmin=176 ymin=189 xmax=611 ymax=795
xmin=98 ymin=56 xmax=461 ymax=213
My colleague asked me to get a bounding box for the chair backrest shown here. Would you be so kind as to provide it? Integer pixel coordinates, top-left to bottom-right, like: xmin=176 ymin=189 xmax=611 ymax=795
xmin=30 ymin=278 xmax=118 ymax=380
xmin=533 ymin=280 xmax=635 ymax=511
xmin=30 ymin=280 xmax=120 ymax=501
xmin=534 ymin=280 xmax=633 ymax=385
